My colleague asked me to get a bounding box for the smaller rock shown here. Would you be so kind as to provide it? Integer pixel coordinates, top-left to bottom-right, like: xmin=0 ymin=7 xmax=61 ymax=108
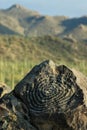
xmin=0 ymin=93 xmax=36 ymax=130
xmin=0 ymin=83 xmax=11 ymax=98
xmin=72 ymin=69 xmax=87 ymax=106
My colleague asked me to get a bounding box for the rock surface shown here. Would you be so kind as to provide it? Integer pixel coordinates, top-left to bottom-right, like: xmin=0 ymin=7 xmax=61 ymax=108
xmin=72 ymin=69 xmax=87 ymax=106
xmin=0 ymin=60 xmax=87 ymax=130
xmin=0 ymin=83 xmax=11 ymax=98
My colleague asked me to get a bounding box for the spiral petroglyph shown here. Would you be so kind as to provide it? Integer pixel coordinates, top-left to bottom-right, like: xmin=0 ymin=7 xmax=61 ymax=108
xmin=13 ymin=60 xmax=83 ymax=116
xmin=1 ymin=60 xmax=87 ymax=130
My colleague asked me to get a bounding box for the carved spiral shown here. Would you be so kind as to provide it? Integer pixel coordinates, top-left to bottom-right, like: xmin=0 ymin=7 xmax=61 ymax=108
xmin=21 ymin=73 xmax=77 ymax=114
xmin=14 ymin=62 xmax=83 ymax=116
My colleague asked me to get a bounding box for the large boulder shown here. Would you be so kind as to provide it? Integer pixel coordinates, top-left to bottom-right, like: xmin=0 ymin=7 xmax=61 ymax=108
xmin=0 ymin=60 xmax=87 ymax=130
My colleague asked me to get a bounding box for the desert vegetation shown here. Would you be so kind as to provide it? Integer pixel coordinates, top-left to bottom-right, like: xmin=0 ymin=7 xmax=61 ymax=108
xmin=0 ymin=35 xmax=87 ymax=88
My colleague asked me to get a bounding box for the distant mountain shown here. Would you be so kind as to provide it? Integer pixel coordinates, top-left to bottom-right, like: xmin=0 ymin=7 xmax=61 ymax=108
xmin=0 ymin=4 xmax=87 ymax=41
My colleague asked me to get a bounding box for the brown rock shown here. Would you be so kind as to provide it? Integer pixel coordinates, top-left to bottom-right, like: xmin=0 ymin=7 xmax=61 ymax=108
xmin=72 ymin=69 xmax=87 ymax=106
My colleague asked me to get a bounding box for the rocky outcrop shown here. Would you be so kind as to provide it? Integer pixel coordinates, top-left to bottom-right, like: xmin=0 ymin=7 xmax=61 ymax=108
xmin=0 ymin=60 xmax=87 ymax=130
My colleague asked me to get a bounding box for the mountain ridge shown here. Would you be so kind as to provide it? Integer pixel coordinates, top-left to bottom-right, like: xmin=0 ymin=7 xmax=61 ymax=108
xmin=0 ymin=4 xmax=87 ymax=41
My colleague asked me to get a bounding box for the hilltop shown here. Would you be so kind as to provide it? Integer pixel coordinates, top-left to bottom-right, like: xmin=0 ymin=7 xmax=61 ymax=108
xmin=0 ymin=4 xmax=87 ymax=41
xmin=0 ymin=35 xmax=87 ymax=62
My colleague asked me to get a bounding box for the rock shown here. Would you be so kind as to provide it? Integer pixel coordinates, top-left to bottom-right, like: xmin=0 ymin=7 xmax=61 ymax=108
xmin=0 ymin=83 xmax=11 ymax=98
xmin=0 ymin=93 xmax=36 ymax=130
xmin=72 ymin=69 xmax=87 ymax=106
xmin=63 ymin=34 xmax=77 ymax=43
xmin=0 ymin=60 xmax=87 ymax=130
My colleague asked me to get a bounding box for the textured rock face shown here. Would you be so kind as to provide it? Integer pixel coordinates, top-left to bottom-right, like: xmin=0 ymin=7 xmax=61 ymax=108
xmin=0 ymin=60 xmax=87 ymax=130
xmin=72 ymin=69 xmax=87 ymax=106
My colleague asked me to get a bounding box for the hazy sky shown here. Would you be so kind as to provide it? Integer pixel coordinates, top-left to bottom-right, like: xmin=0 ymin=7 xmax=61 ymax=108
xmin=0 ymin=0 xmax=87 ymax=17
